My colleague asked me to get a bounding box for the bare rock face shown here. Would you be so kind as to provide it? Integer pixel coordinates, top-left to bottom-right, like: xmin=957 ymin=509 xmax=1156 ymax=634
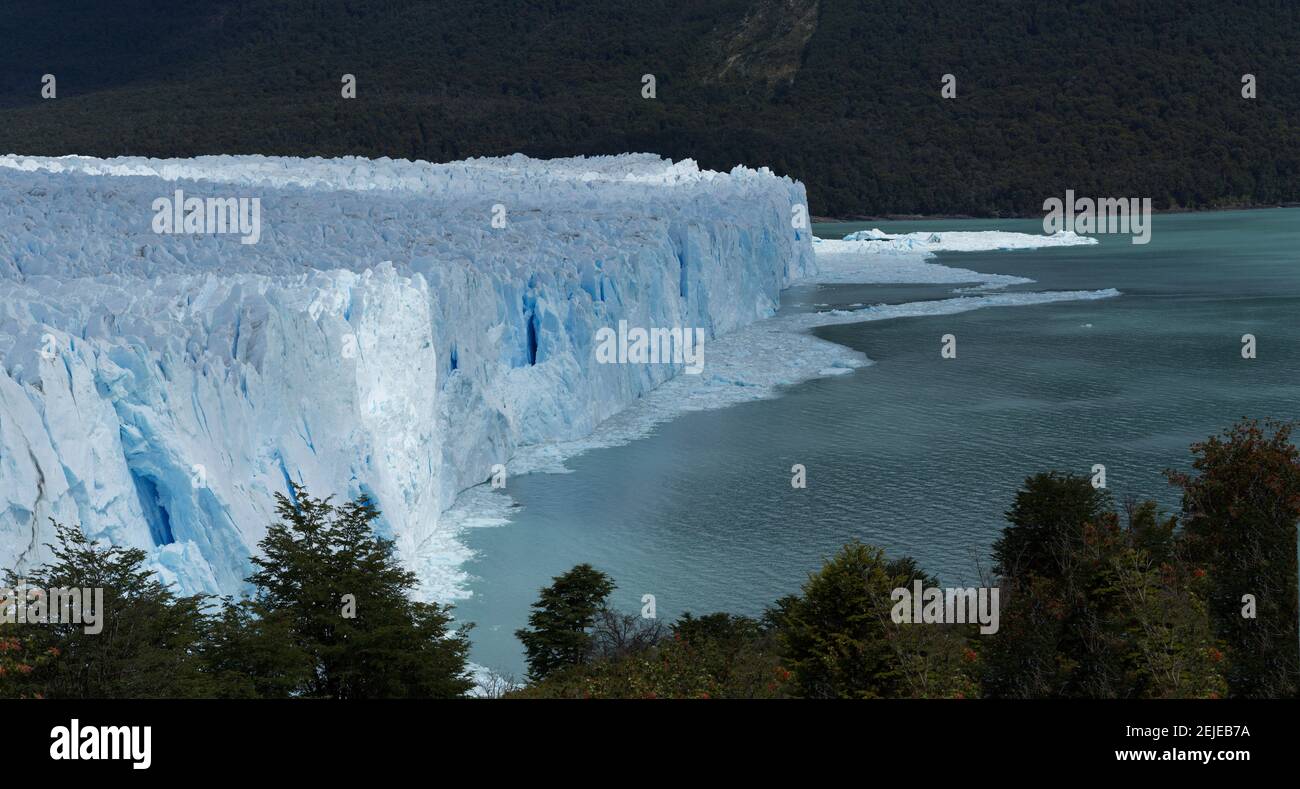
xmin=699 ymin=0 xmax=820 ymax=91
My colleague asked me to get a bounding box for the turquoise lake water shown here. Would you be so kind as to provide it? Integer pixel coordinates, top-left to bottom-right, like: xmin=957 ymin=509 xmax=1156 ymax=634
xmin=456 ymin=209 xmax=1300 ymax=678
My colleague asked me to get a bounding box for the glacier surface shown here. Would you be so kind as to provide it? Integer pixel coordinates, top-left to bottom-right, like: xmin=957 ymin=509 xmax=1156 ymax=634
xmin=0 ymin=153 xmax=812 ymax=597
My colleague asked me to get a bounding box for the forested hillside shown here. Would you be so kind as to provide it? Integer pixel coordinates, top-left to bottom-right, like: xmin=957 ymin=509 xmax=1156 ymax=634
xmin=2 ymin=0 xmax=1296 ymax=216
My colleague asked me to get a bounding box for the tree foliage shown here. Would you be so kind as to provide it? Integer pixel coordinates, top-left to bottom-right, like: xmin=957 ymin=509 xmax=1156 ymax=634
xmin=515 ymin=563 xmax=615 ymax=682
xmin=1169 ymin=419 xmax=1300 ymax=698
xmin=0 ymin=523 xmax=212 ymax=698
xmin=243 ymin=486 xmax=474 ymax=698
xmin=0 ymin=488 xmax=474 ymax=699
xmin=984 ymin=475 xmax=1228 ymax=698
xmin=1 ymin=0 xmax=1296 ymax=217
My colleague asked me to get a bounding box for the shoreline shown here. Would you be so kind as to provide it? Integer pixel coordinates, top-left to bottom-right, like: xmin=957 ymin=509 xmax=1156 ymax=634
xmin=434 ymin=229 xmax=1114 ymax=606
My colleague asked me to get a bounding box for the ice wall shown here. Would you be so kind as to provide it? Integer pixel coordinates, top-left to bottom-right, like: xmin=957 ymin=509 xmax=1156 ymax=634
xmin=0 ymin=153 xmax=813 ymax=596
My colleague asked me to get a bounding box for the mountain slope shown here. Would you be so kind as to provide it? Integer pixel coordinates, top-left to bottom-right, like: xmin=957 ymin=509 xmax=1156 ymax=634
xmin=0 ymin=0 xmax=1297 ymax=216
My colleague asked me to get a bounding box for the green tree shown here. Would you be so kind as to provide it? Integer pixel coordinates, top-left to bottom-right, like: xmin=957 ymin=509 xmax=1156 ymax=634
xmin=198 ymin=598 xmax=311 ymax=699
xmin=992 ymin=471 xmax=1112 ymax=579
xmin=984 ymin=476 xmax=1226 ymax=699
xmin=777 ymin=541 xmax=972 ymax=698
xmin=515 ymin=563 xmax=614 ymax=682
xmin=0 ymin=522 xmax=212 ymax=698
xmin=245 ymin=486 xmax=473 ymax=698
xmin=985 ymin=472 xmax=1113 ymax=697
xmin=513 ymin=611 xmax=789 ymax=699
xmin=669 ymin=612 xmax=787 ymax=698
xmin=1106 ymin=528 xmax=1227 ymax=699
xmin=1169 ymin=419 xmax=1300 ymax=698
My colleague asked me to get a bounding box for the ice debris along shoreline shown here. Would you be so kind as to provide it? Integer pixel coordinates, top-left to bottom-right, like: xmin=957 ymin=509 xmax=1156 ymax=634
xmin=810 ymin=229 xmax=1097 ymax=288
xmin=0 ymin=153 xmax=811 ymax=598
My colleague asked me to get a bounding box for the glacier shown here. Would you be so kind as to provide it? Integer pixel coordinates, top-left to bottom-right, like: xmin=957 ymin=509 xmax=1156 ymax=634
xmin=0 ymin=152 xmax=1112 ymax=601
xmin=0 ymin=153 xmax=813 ymax=596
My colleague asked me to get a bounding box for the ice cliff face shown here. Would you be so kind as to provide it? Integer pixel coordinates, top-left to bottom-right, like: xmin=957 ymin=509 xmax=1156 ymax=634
xmin=0 ymin=153 xmax=813 ymax=596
